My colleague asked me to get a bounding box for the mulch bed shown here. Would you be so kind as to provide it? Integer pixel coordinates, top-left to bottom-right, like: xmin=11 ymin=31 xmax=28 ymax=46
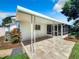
xmin=0 ymin=36 xmax=21 ymax=50
xmin=64 ymin=36 xmax=79 ymax=42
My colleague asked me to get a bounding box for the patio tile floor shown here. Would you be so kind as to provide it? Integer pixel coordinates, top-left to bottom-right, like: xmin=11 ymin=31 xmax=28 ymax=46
xmin=23 ymin=36 xmax=75 ymax=59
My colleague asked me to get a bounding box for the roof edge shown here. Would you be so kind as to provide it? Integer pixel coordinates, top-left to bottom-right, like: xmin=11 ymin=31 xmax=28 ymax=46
xmin=17 ymin=5 xmax=70 ymax=25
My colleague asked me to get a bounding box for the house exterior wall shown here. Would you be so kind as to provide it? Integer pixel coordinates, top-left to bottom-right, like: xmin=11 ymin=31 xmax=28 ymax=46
xmin=16 ymin=12 xmax=31 ymax=40
xmin=16 ymin=11 xmax=69 ymax=41
xmin=16 ymin=12 xmax=47 ymax=41
xmin=20 ymin=22 xmax=31 ymax=40
xmin=35 ymin=23 xmax=47 ymax=38
xmin=20 ymin=22 xmax=47 ymax=41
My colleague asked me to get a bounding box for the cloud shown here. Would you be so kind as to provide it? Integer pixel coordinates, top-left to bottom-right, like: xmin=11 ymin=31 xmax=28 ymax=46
xmin=0 ymin=12 xmax=16 ymax=19
xmin=53 ymin=0 xmax=68 ymax=12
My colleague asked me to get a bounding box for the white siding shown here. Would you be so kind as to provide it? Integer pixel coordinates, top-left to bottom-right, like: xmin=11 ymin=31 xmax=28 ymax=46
xmin=17 ymin=12 xmax=31 ymax=41
xmin=20 ymin=22 xmax=47 ymax=41
xmin=20 ymin=22 xmax=31 ymax=41
xmin=16 ymin=12 xmax=48 ymax=41
xmin=17 ymin=11 xmax=68 ymax=41
xmin=35 ymin=23 xmax=47 ymax=38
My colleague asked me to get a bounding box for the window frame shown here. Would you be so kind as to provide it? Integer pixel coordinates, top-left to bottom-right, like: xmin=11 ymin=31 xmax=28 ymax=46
xmin=35 ymin=25 xmax=41 ymax=30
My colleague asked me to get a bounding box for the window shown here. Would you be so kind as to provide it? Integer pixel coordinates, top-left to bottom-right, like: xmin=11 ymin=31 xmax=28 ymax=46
xmin=55 ymin=25 xmax=57 ymax=31
xmin=58 ymin=24 xmax=61 ymax=35
xmin=35 ymin=25 xmax=40 ymax=30
xmin=55 ymin=25 xmax=57 ymax=36
xmin=47 ymin=25 xmax=52 ymax=34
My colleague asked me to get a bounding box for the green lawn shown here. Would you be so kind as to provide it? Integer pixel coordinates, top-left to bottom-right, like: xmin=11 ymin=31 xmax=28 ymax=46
xmin=69 ymin=42 xmax=79 ymax=59
xmin=0 ymin=53 xmax=29 ymax=59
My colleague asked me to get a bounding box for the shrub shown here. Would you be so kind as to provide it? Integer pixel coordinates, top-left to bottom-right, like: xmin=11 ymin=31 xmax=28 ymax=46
xmin=70 ymin=32 xmax=76 ymax=36
xmin=75 ymin=32 xmax=79 ymax=39
xmin=10 ymin=28 xmax=21 ymax=44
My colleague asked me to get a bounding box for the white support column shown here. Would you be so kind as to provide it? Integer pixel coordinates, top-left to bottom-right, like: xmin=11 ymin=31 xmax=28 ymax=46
xmin=57 ymin=24 xmax=58 ymax=36
xmin=33 ymin=16 xmax=36 ymax=55
xmin=51 ymin=25 xmax=53 ymax=36
xmin=30 ymin=15 xmax=36 ymax=59
xmin=61 ymin=24 xmax=63 ymax=36
xmin=51 ymin=25 xmax=52 ymax=36
xmin=31 ymin=15 xmax=34 ymax=54
xmin=53 ymin=24 xmax=55 ymax=36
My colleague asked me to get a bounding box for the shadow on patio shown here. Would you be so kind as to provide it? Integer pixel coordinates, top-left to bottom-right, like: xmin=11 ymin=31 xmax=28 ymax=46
xmin=22 ymin=36 xmax=52 ymax=45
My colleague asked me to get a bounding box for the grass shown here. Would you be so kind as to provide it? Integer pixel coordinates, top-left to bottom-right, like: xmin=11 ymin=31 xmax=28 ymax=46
xmin=69 ymin=42 xmax=79 ymax=59
xmin=70 ymin=32 xmax=77 ymax=35
xmin=0 ymin=53 xmax=29 ymax=59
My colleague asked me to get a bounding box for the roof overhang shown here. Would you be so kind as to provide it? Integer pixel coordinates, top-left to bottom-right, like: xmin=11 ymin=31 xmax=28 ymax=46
xmin=17 ymin=5 xmax=70 ymax=25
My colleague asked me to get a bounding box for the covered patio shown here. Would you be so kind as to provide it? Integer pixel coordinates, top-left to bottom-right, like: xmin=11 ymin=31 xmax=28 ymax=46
xmin=16 ymin=6 xmax=69 ymax=41
xmin=16 ymin=6 xmax=71 ymax=59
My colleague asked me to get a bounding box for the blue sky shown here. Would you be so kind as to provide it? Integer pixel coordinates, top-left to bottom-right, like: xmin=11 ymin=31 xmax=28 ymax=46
xmin=0 ymin=0 xmax=17 ymax=12
xmin=19 ymin=0 xmax=58 ymax=13
xmin=0 ymin=0 xmax=73 ymax=25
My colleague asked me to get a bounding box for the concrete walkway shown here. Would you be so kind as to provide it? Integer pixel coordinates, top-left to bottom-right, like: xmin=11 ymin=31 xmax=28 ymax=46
xmin=0 ymin=47 xmax=23 ymax=57
xmin=24 ymin=37 xmax=75 ymax=59
xmin=11 ymin=47 xmax=23 ymax=56
xmin=0 ymin=49 xmax=12 ymax=57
